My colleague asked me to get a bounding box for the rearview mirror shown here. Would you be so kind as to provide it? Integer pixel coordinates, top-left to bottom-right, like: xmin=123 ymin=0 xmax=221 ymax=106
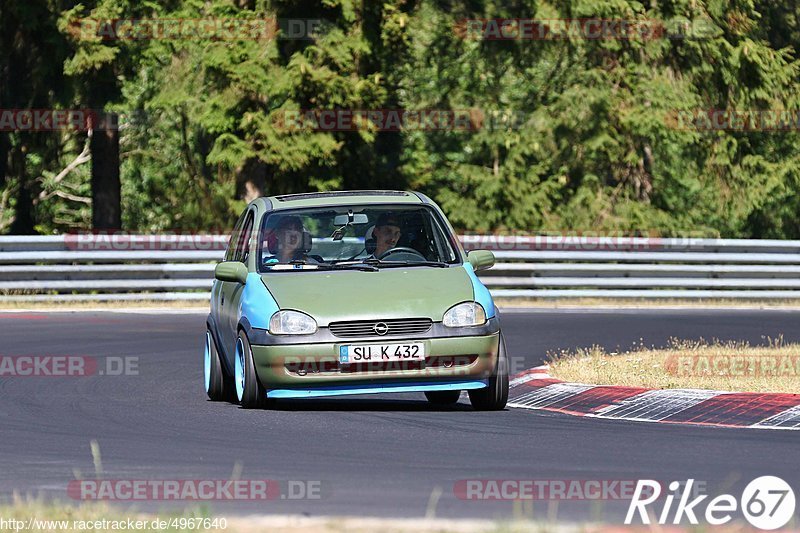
xmin=333 ymin=213 xmax=369 ymax=226
xmin=467 ymin=250 xmax=495 ymax=272
xmin=214 ymin=261 xmax=248 ymax=284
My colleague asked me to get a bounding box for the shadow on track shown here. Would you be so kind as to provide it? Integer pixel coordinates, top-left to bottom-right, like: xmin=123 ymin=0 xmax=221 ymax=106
xmin=210 ymin=398 xmax=478 ymax=412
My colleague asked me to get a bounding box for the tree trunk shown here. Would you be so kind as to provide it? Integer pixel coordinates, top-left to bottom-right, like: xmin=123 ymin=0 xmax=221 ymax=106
xmin=90 ymin=119 xmax=121 ymax=229
xmin=0 ymin=133 xmax=8 ymax=189
xmin=9 ymin=144 xmax=33 ymax=234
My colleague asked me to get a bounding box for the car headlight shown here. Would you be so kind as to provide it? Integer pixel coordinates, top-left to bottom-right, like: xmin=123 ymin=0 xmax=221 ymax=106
xmin=269 ymin=310 xmax=317 ymax=335
xmin=443 ymin=302 xmax=486 ymax=327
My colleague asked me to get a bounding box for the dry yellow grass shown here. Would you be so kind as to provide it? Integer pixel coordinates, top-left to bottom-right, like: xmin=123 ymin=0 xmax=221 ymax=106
xmin=548 ymin=338 xmax=800 ymax=394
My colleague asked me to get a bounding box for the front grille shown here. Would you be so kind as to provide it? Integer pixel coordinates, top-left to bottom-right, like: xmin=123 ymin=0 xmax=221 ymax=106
xmin=329 ymin=318 xmax=433 ymax=338
xmin=340 ymin=360 xmax=425 ymax=373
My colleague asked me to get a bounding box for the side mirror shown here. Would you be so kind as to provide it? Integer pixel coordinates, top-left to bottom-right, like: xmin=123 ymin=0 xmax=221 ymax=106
xmin=467 ymin=250 xmax=495 ymax=272
xmin=214 ymin=261 xmax=249 ymax=284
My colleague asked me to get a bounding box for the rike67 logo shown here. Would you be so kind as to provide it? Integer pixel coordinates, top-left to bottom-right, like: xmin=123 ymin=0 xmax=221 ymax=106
xmin=626 ymin=476 xmax=796 ymax=530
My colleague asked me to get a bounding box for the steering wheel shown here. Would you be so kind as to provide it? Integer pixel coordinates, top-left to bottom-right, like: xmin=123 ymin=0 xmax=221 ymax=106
xmin=377 ymin=247 xmax=427 ymax=261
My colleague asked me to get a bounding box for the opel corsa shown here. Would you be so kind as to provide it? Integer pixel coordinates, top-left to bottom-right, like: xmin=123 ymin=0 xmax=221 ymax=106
xmin=204 ymin=190 xmax=508 ymax=410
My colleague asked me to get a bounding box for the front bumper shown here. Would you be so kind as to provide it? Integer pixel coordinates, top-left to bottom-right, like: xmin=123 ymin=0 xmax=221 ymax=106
xmin=249 ymin=319 xmax=500 ymax=391
xmin=267 ymin=379 xmax=488 ymax=399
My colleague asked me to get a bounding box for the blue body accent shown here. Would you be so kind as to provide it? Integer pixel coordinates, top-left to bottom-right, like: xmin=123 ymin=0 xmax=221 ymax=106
xmin=463 ymin=263 xmax=496 ymax=319
xmin=267 ymin=379 xmax=488 ymax=399
xmin=240 ymin=273 xmax=279 ymax=330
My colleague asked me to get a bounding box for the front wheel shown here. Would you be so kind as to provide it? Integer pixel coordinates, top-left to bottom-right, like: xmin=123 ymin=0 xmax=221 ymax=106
xmin=468 ymin=333 xmax=509 ymax=411
xmin=234 ymin=330 xmax=269 ymax=409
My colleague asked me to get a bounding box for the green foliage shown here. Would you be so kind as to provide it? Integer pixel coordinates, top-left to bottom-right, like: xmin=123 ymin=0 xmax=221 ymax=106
xmin=1 ymin=0 xmax=799 ymax=236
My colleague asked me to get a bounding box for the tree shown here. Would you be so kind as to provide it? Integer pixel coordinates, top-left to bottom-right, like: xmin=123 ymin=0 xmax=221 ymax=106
xmin=59 ymin=0 xmax=151 ymax=229
xmin=0 ymin=0 xmax=74 ymax=234
xmin=2 ymin=0 xmax=799 ymax=238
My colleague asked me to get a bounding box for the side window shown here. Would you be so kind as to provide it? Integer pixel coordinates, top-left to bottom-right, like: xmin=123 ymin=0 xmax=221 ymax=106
xmin=234 ymin=211 xmax=255 ymax=263
xmin=224 ymin=211 xmax=247 ymax=262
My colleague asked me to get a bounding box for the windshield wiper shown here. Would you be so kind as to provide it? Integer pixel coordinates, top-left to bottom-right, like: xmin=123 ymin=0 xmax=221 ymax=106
xmin=320 ymin=260 xmax=379 ymax=272
xmin=264 ymin=259 xmax=378 ymax=272
xmin=377 ymin=260 xmax=449 ymax=268
xmin=334 ymin=259 xmax=448 ymax=269
xmin=290 ymin=259 xmax=380 ymax=272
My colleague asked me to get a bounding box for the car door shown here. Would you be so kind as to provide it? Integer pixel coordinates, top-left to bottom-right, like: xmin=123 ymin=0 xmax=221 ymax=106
xmin=219 ymin=209 xmax=255 ymax=365
xmin=212 ymin=211 xmax=246 ymax=347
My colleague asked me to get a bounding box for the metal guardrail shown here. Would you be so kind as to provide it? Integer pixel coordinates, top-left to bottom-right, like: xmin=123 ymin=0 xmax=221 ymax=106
xmin=1 ymin=235 xmax=799 ymax=301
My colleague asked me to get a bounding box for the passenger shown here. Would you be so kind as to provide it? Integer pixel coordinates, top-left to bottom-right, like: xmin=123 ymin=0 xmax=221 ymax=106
xmin=265 ymin=216 xmax=309 ymax=264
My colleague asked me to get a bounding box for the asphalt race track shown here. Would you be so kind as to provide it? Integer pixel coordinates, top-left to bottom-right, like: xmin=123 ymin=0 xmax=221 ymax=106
xmin=1 ymin=309 xmax=799 ymax=523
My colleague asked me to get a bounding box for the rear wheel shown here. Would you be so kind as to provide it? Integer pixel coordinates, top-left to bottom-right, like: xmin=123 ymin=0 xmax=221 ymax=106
xmin=204 ymin=329 xmax=229 ymax=401
xmin=424 ymin=390 xmax=461 ymax=405
xmin=235 ymin=330 xmax=269 ymax=409
xmin=468 ymin=333 xmax=509 ymax=411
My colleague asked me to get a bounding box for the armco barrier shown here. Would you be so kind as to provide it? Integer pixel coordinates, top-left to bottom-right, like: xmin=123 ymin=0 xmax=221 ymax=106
xmin=1 ymin=235 xmax=799 ymax=301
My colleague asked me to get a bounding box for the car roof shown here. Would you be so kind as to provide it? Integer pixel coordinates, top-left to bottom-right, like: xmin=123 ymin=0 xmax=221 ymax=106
xmin=262 ymin=190 xmax=426 ymax=209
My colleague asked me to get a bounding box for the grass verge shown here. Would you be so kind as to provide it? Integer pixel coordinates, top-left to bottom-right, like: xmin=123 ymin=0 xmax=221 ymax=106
xmin=0 ymin=498 xmax=569 ymax=533
xmin=0 ymin=497 xmax=792 ymax=532
xmin=548 ymin=338 xmax=800 ymax=394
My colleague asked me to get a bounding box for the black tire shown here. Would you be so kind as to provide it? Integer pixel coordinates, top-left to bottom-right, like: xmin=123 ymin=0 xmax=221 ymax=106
xmin=468 ymin=332 xmax=509 ymax=411
xmin=235 ymin=330 xmax=270 ymax=409
xmin=424 ymin=390 xmax=461 ymax=405
xmin=204 ymin=329 xmax=229 ymax=401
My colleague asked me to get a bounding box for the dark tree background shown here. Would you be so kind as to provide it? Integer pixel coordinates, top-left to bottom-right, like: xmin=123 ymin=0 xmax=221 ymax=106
xmin=0 ymin=0 xmax=799 ymax=236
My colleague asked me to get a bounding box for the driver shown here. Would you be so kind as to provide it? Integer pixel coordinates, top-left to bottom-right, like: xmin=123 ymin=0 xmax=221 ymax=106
xmin=372 ymin=213 xmax=402 ymax=258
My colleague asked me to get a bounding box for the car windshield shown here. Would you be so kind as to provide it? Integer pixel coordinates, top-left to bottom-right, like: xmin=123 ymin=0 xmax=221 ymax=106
xmin=257 ymin=204 xmax=460 ymax=272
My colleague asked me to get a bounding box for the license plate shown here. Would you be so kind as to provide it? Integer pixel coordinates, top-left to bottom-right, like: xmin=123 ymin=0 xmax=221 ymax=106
xmin=339 ymin=343 xmax=425 ymax=364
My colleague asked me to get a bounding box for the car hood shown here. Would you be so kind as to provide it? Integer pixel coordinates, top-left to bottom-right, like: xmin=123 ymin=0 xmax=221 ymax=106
xmin=260 ymin=266 xmax=473 ymax=326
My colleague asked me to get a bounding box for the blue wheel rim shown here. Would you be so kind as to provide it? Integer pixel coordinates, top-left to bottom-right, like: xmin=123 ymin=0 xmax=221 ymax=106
xmin=235 ymin=338 xmax=245 ymax=402
xmin=203 ymin=332 xmax=212 ymax=393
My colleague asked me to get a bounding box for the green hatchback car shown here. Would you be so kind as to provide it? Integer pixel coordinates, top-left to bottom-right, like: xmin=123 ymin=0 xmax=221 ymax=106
xmin=204 ymin=190 xmax=508 ymax=410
